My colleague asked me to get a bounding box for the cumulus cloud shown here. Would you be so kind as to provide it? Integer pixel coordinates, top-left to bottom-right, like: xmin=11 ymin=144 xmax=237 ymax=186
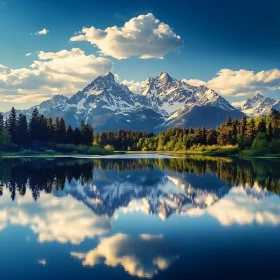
xmin=71 ymin=233 xmax=179 ymax=279
xmin=121 ymin=80 xmax=142 ymax=93
xmin=0 ymin=189 xmax=111 ymax=244
xmin=70 ymin=13 xmax=183 ymax=59
xmin=37 ymin=259 xmax=47 ymax=266
xmin=25 ymin=53 xmax=32 ymax=57
xmin=182 ymin=78 xmax=206 ymax=87
xmin=207 ymin=68 xmax=280 ymax=96
xmin=0 ymin=48 xmax=113 ymax=108
xmin=188 ymin=68 xmax=280 ymax=97
xmin=35 ymin=28 xmax=49 ymax=35
xmin=231 ymin=100 xmax=246 ymax=108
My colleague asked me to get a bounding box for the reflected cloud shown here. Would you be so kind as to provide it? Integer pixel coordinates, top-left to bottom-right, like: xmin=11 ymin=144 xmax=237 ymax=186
xmin=186 ymin=185 xmax=280 ymax=226
xmin=0 ymin=191 xmax=111 ymax=244
xmin=71 ymin=234 xmax=179 ymax=279
xmin=37 ymin=259 xmax=47 ymax=266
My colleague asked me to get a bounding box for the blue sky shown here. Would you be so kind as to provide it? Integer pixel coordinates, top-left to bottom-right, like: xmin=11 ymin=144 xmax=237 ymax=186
xmin=0 ymin=0 xmax=280 ymax=111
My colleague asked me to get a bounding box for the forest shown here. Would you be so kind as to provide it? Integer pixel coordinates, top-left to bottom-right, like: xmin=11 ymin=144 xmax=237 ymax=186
xmin=0 ymin=107 xmax=110 ymax=154
xmin=0 ymin=107 xmax=154 ymax=154
xmin=94 ymin=110 xmax=280 ymax=156
xmin=1 ymin=107 xmax=280 ymax=156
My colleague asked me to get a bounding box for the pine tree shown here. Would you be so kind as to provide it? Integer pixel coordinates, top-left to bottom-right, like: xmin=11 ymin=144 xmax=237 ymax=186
xmin=59 ymin=118 xmax=66 ymax=143
xmin=16 ymin=114 xmax=29 ymax=146
xmin=226 ymin=116 xmax=232 ymax=126
xmin=47 ymin=118 xmax=54 ymax=142
xmin=240 ymin=116 xmax=247 ymax=139
xmin=0 ymin=113 xmax=3 ymax=133
xmin=246 ymin=119 xmax=256 ymax=140
xmin=73 ymin=128 xmax=82 ymax=145
xmin=8 ymin=107 xmax=17 ymax=143
xmin=54 ymin=117 xmax=66 ymax=143
xmin=266 ymin=122 xmax=273 ymax=140
xmin=201 ymin=127 xmax=207 ymax=145
xmin=66 ymin=125 xmax=74 ymax=144
xmin=29 ymin=108 xmax=41 ymax=141
xmin=231 ymin=120 xmax=238 ymax=145
xmin=258 ymin=118 xmax=266 ymax=133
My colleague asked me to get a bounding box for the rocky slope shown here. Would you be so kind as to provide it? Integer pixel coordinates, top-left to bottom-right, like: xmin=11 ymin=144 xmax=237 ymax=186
xmin=236 ymin=93 xmax=276 ymax=117
xmin=4 ymin=72 xmax=245 ymax=131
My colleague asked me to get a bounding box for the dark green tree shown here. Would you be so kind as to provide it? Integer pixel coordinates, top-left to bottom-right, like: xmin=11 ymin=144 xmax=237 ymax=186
xmin=8 ymin=107 xmax=17 ymax=143
xmin=16 ymin=114 xmax=29 ymax=146
xmin=0 ymin=113 xmax=3 ymax=133
xmin=29 ymin=108 xmax=41 ymax=141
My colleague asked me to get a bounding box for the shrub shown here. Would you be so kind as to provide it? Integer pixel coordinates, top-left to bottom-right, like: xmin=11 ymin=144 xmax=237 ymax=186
xmin=238 ymin=138 xmax=253 ymax=150
xmin=251 ymin=132 xmax=269 ymax=155
xmin=104 ymin=144 xmax=114 ymax=152
xmin=268 ymin=139 xmax=280 ymax=154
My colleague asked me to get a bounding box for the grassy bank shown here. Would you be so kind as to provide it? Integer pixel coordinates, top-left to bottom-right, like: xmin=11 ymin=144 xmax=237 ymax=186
xmin=0 ymin=144 xmax=114 ymax=157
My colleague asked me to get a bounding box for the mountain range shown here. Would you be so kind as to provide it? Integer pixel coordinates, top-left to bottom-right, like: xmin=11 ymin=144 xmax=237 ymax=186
xmin=58 ymin=167 xmax=230 ymax=220
xmin=3 ymin=72 xmax=279 ymax=131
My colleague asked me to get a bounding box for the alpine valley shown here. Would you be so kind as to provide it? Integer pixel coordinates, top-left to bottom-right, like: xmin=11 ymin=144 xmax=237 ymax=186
xmin=4 ymin=72 xmax=279 ymax=132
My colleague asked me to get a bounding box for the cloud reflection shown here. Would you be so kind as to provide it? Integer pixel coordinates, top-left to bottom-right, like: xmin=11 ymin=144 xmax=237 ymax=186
xmin=71 ymin=234 xmax=179 ymax=279
xmin=0 ymin=191 xmax=110 ymax=244
xmin=186 ymin=185 xmax=280 ymax=226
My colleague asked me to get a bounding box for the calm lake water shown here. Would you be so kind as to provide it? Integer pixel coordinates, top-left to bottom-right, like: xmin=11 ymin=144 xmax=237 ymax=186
xmin=1 ymin=155 xmax=280 ymax=280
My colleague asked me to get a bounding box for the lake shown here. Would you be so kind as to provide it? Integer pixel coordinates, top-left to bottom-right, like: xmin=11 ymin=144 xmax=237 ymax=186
xmin=0 ymin=155 xmax=280 ymax=280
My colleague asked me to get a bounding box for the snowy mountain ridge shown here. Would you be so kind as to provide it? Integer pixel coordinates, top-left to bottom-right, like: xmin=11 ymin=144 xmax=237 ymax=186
xmin=7 ymin=72 xmax=279 ymax=131
xmin=235 ymin=93 xmax=277 ymax=117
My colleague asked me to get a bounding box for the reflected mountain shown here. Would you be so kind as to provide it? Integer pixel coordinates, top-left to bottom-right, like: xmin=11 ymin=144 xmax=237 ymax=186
xmin=0 ymin=157 xmax=280 ymax=221
xmin=0 ymin=157 xmax=280 ymax=280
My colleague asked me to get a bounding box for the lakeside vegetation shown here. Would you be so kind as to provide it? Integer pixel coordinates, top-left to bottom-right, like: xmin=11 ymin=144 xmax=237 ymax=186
xmin=133 ymin=110 xmax=280 ymax=157
xmin=2 ymin=106 xmax=280 ymax=158
xmin=0 ymin=108 xmax=113 ymax=155
xmin=90 ymin=110 xmax=280 ymax=157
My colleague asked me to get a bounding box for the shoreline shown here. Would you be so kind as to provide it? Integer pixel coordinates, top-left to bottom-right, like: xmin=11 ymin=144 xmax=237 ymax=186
xmin=1 ymin=150 xmax=280 ymax=159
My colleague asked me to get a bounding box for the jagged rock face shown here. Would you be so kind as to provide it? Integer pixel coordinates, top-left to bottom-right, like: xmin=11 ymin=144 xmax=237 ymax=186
xmin=5 ymin=72 xmax=245 ymax=131
xmin=237 ymin=93 xmax=277 ymax=117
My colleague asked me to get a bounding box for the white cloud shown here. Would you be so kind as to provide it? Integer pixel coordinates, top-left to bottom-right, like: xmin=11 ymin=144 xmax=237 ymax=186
xmin=70 ymin=13 xmax=183 ymax=59
xmin=25 ymin=53 xmax=32 ymax=57
xmin=0 ymin=189 xmax=111 ymax=244
xmin=182 ymin=78 xmax=206 ymax=87
xmin=35 ymin=28 xmax=49 ymax=35
xmin=38 ymin=259 xmax=47 ymax=266
xmin=207 ymin=68 xmax=280 ymax=96
xmin=121 ymin=80 xmax=141 ymax=93
xmin=231 ymin=100 xmax=246 ymax=108
xmin=185 ymin=68 xmax=280 ymax=97
xmin=0 ymin=48 xmax=113 ymax=108
xmin=71 ymin=233 xmax=178 ymax=279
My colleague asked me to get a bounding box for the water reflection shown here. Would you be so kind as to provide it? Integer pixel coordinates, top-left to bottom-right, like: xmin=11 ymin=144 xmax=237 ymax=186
xmin=0 ymin=189 xmax=111 ymax=244
xmin=0 ymin=157 xmax=280 ymax=279
xmin=71 ymin=234 xmax=179 ymax=279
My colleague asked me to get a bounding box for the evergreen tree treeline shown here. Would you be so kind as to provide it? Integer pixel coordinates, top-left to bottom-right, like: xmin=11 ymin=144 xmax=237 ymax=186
xmin=0 ymin=107 xmax=94 ymax=149
xmin=136 ymin=110 xmax=280 ymax=151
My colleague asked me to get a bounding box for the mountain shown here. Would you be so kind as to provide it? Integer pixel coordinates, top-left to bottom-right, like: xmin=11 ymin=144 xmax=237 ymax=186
xmin=236 ymin=93 xmax=276 ymax=117
xmin=141 ymin=72 xmax=243 ymax=129
xmin=59 ymin=168 xmax=230 ymax=220
xmin=4 ymin=72 xmax=244 ymax=131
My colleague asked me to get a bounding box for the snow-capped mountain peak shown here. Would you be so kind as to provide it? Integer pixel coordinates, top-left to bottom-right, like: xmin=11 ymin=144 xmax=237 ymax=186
xmin=5 ymin=72 xmax=244 ymax=131
xmin=237 ymin=93 xmax=276 ymax=116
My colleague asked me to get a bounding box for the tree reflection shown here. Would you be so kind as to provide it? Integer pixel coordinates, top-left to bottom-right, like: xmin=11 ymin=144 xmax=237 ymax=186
xmin=0 ymin=157 xmax=280 ymax=201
